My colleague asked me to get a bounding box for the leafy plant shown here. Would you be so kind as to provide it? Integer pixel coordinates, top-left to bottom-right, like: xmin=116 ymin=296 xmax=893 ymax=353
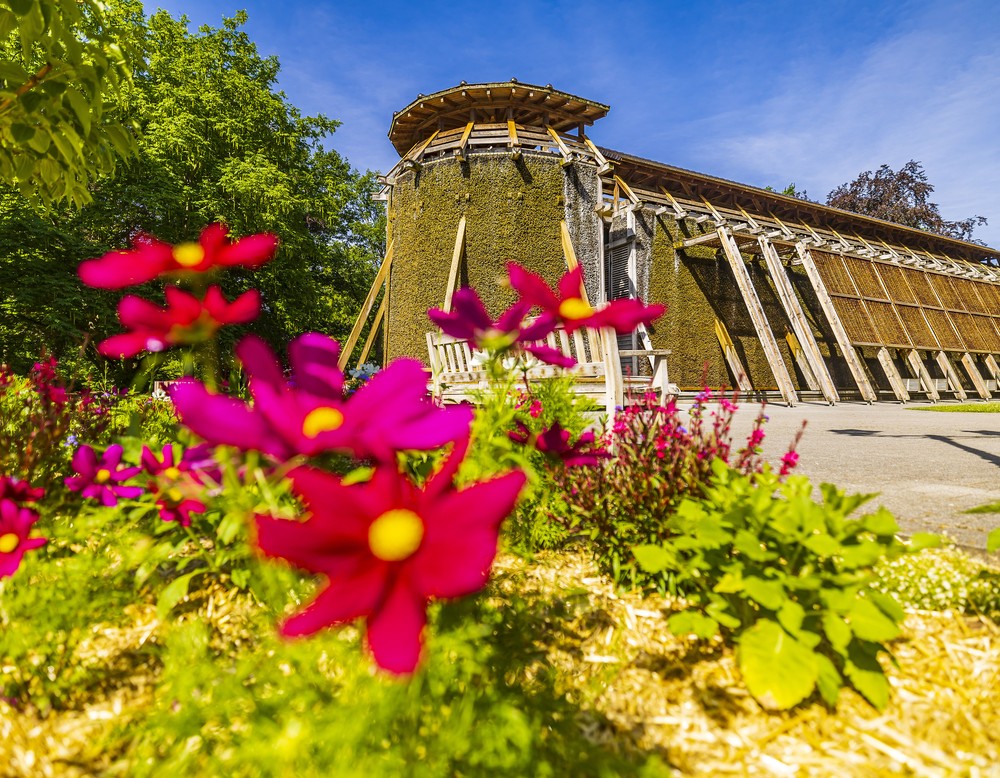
xmin=633 ymin=461 xmax=940 ymax=710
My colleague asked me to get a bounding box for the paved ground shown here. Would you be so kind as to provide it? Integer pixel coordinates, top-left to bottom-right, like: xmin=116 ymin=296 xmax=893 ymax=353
xmin=717 ymin=400 xmax=1000 ymax=551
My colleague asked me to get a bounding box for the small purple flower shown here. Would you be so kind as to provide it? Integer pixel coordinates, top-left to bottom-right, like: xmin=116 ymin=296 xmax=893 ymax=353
xmin=64 ymin=444 xmax=143 ymax=506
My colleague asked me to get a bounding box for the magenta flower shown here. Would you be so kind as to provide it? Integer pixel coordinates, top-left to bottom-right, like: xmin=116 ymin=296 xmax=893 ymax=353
xmin=0 ymin=476 xmax=44 ymax=504
xmin=170 ymin=333 xmax=473 ymax=464
xmin=779 ymin=450 xmax=800 ymax=477
xmin=254 ymin=441 xmax=526 ymax=674
xmin=0 ymin=499 xmax=46 ymax=579
xmin=79 ymin=223 xmax=278 ymax=289
xmin=507 ymin=262 xmax=665 ymax=334
xmin=141 ymin=444 xmax=210 ymax=526
xmin=509 ymin=421 xmax=608 ymax=467
xmin=98 ymin=285 xmax=260 ymax=359
xmin=428 ymin=287 xmax=571 ymax=367
xmin=64 ymin=444 xmax=143 ymax=506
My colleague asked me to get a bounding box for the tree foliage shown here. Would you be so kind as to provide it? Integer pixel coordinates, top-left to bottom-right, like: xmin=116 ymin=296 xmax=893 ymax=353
xmin=826 ymin=160 xmax=987 ymax=243
xmin=0 ymin=0 xmax=138 ymax=207
xmin=0 ymin=5 xmax=383 ymax=377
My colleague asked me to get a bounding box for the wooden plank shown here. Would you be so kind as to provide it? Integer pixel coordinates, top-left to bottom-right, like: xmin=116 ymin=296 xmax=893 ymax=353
xmin=935 ymin=351 xmax=968 ymax=400
xmin=454 ymin=121 xmax=475 ymax=161
xmin=718 ymin=228 xmax=797 ymax=405
xmin=786 ymin=332 xmax=820 ymax=390
xmin=904 ymin=350 xmax=940 ymax=401
xmin=339 ymin=240 xmax=394 ymax=370
xmin=582 ymin=137 xmax=609 ymax=169
xmin=613 ymin=175 xmax=641 ymax=207
xmin=544 ymin=125 xmax=574 ymax=166
xmin=442 ymin=216 xmax=467 ymax=313
xmin=600 ymin=327 xmax=623 ymax=418
xmin=715 ymin=318 xmax=753 ymax=394
xmin=356 ymin=296 xmax=386 ymax=368
xmin=795 ymin=243 xmax=878 ymax=403
xmin=760 ymin=236 xmax=839 ymax=403
xmin=960 ymin=353 xmax=992 ymax=399
xmin=984 ymin=354 xmax=1000 ymax=383
xmin=876 ymin=347 xmax=910 ymax=402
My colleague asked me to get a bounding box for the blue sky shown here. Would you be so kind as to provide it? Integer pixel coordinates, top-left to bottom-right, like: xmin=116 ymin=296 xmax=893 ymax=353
xmin=149 ymin=0 xmax=1000 ymax=248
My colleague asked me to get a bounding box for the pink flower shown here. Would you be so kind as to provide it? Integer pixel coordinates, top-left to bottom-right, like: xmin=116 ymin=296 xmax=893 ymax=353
xmin=428 ymin=287 xmax=571 ymax=367
xmin=509 ymin=421 xmax=608 ymax=467
xmin=78 ymin=223 xmax=278 ymax=289
xmin=779 ymin=450 xmax=800 ymax=477
xmin=141 ymin=444 xmax=209 ymax=527
xmin=99 ymin=285 xmax=260 ymax=359
xmin=0 ymin=476 xmax=44 ymax=504
xmin=169 ymin=333 xmax=473 ymax=463
xmin=254 ymin=440 xmax=526 ymax=674
xmin=0 ymin=499 xmax=46 ymax=578
xmin=64 ymin=444 xmax=143 ymax=506
xmin=507 ymin=262 xmax=665 ymax=334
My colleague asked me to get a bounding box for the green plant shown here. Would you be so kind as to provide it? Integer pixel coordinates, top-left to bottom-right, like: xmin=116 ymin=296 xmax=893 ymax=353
xmin=633 ymin=461 xmax=939 ymax=710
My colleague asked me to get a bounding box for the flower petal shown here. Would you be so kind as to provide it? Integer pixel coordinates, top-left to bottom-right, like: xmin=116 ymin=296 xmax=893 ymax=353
xmin=169 ymin=380 xmax=281 ymax=454
xmin=237 ymin=335 xmax=285 ymax=393
xmin=522 ymin=344 xmax=576 ymax=368
xmin=281 ymin=563 xmax=387 ymax=637
xmin=218 ymin=231 xmax=279 ymax=268
xmin=78 ymin=239 xmax=174 ymax=289
xmin=288 ymin=333 xmax=343 ymax=399
xmin=507 ymin=262 xmax=560 ymax=310
xmin=557 ymin=266 xmax=586 ymax=301
xmin=365 ymin=574 xmax=427 ymax=675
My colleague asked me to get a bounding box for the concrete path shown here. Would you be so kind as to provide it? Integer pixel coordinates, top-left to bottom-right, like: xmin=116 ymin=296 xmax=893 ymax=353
xmin=718 ymin=400 xmax=1000 ymax=550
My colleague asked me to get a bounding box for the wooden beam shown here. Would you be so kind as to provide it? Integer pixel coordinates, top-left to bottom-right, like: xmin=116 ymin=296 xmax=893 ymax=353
xmin=759 ymin=236 xmax=839 ymax=403
xmin=714 ymin=318 xmax=753 ymax=394
xmin=984 ymin=354 xmax=1000 ymax=383
xmin=675 ymin=232 xmax=720 ymax=250
xmin=904 ymin=350 xmax=939 ymax=401
xmin=582 ymin=137 xmax=609 ymax=169
xmin=659 ymin=187 xmax=688 ymax=218
xmin=442 ymin=216 xmax=467 ymax=313
xmin=613 ymin=174 xmax=641 ymax=207
xmin=339 ymin=240 xmax=395 ymax=370
xmin=559 ymin=219 xmax=590 ymax=305
xmin=876 ymin=347 xmax=910 ymax=402
xmin=545 ymin=125 xmax=574 ymax=166
xmin=795 ymin=242 xmax=878 ymax=402
xmin=455 ymin=122 xmax=474 ymax=162
xmin=935 ymin=351 xmax=968 ymax=400
xmin=960 ymin=353 xmax=992 ymax=399
xmin=356 ymin=296 xmax=386 ymax=368
xmin=786 ymin=332 xmax=819 ymax=391
xmin=718 ymin=228 xmax=798 ymax=406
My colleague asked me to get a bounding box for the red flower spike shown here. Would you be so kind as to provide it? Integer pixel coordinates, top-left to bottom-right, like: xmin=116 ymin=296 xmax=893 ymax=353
xmin=78 ymin=223 xmax=279 ymax=289
xmin=507 ymin=261 xmax=665 ymax=334
xmin=0 ymin=498 xmax=46 ymax=579
xmin=170 ymin=333 xmax=473 ymax=463
xmin=254 ymin=445 xmax=526 ymax=675
xmin=99 ymin=285 xmax=260 ymax=359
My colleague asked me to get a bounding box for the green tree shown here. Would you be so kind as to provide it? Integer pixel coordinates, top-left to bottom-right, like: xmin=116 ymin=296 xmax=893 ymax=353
xmin=0 ymin=6 xmax=383 ymax=377
xmin=0 ymin=0 xmax=138 ymax=208
xmin=826 ymin=160 xmax=987 ymax=243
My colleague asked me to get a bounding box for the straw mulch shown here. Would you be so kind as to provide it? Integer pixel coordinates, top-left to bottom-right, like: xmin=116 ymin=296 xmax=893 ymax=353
xmin=493 ymin=551 xmax=1000 ymax=777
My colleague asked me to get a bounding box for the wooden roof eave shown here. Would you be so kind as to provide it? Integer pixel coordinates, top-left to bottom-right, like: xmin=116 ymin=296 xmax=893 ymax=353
xmin=599 ymin=146 xmax=1000 ymax=264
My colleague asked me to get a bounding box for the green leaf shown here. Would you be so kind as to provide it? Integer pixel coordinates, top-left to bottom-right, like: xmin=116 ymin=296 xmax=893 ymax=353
xmin=743 ymin=576 xmax=785 ymax=610
xmin=230 ymin=567 xmax=250 ymax=589
xmin=667 ymin=610 xmax=719 ymax=639
xmin=867 ymin=590 xmax=905 ymax=624
xmin=814 ymin=654 xmax=842 ymax=707
xmin=738 ymin=620 xmax=819 ymax=710
xmin=776 ymin=599 xmax=805 ymax=635
xmin=908 ymin=532 xmax=942 ymax=551
xmin=632 ymin=544 xmax=676 ymax=574
xmin=7 ymin=0 xmax=33 ymax=16
xmin=63 ymin=87 xmax=92 ymax=134
xmin=822 ymin=612 xmax=853 ymax=653
xmin=844 ymin=643 xmax=890 ymax=710
xmin=847 ymin=597 xmax=901 ymax=643
xmin=988 ymin=527 xmax=1000 ymax=553
xmin=10 ymin=122 xmax=34 ymax=142
xmin=863 ymin=508 xmax=899 ymax=537
xmin=157 ymin=571 xmax=199 ymax=619
xmin=838 ymin=539 xmax=885 ymax=569
xmin=733 ymin=530 xmax=776 ymax=561
xmin=803 ymin=532 xmax=841 ymax=557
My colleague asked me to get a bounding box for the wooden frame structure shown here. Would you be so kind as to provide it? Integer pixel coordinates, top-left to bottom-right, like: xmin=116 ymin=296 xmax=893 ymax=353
xmin=343 ymin=80 xmax=1000 ymax=405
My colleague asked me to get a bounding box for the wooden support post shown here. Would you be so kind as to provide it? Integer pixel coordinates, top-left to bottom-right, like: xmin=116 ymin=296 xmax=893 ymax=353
xmin=876 ymin=347 xmax=909 ymax=402
xmin=960 ymin=353 xmax=992 ymax=399
xmin=339 ymin=240 xmax=395 ymax=370
xmin=785 ymin=333 xmax=819 ymax=390
xmin=718 ymin=228 xmax=797 ymax=406
xmin=760 ymin=236 xmax=839 ymax=404
xmin=442 ymin=216 xmax=467 ymax=313
xmin=795 ymin=243 xmax=878 ymax=403
xmin=613 ymin=174 xmax=642 ymax=208
xmin=984 ymin=354 xmax=1000 ymax=383
xmin=582 ymin=137 xmax=610 ymax=172
xmin=356 ymin=296 xmax=386 ymax=368
xmin=507 ymin=119 xmax=520 ymax=159
xmin=455 ymin=122 xmax=474 ymax=162
xmin=545 ymin=125 xmax=574 ymax=167
xmin=935 ymin=352 xmax=968 ymax=400
xmin=715 ymin=319 xmax=753 ymax=394
xmin=904 ymin=350 xmax=939 ymax=401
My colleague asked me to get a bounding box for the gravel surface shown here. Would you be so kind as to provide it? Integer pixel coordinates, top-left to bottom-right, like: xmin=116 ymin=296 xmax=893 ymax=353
xmin=719 ymin=400 xmax=1000 ymax=550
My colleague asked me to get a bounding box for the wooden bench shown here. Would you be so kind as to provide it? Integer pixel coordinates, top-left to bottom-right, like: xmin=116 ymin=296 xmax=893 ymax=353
xmin=426 ymin=325 xmax=674 ymax=419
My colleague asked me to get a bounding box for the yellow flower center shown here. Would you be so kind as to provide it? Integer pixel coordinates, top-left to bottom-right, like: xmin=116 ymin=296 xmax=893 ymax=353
xmin=95 ymin=468 xmax=112 ymax=484
xmin=0 ymin=533 xmax=19 ymax=554
xmin=172 ymin=242 xmax=205 ymax=268
xmin=165 ymin=487 xmax=184 ymax=504
xmin=163 ymin=466 xmax=181 ymax=480
xmin=302 ymin=407 xmax=344 ymax=438
xmin=558 ymin=297 xmax=594 ymax=321
xmin=368 ymin=509 xmax=424 ymax=562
